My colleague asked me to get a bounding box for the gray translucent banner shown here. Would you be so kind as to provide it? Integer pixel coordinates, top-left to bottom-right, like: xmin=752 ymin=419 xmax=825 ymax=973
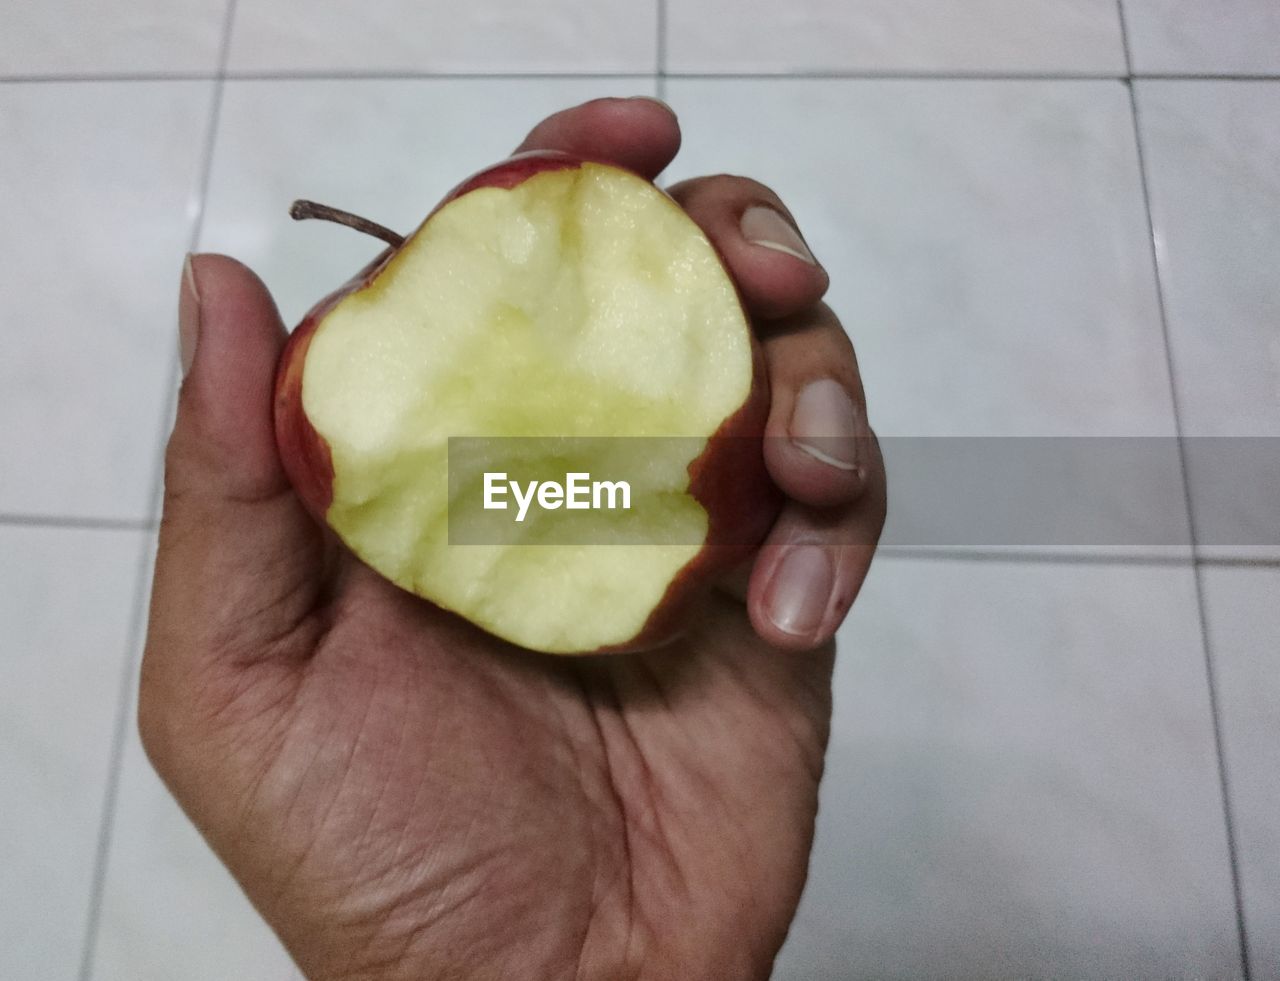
xmin=445 ymin=437 xmax=1278 ymax=547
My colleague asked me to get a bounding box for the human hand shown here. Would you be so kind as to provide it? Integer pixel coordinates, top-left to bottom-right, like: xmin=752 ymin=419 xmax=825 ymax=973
xmin=141 ymin=97 xmax=886 ymax=981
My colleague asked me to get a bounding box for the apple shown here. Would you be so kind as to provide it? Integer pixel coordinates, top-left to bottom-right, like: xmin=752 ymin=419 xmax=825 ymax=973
xmin=274 ymin=151 xmax=780 ymax=654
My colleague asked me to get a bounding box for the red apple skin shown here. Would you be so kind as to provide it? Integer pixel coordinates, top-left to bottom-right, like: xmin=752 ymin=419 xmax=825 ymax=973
xmin=274 ymin=247 xmax=393 ymax=526
xmin=274 ymin=151 xmax=782 ymax=653
xmin=594 ymin=339 xmax=781 ymax=654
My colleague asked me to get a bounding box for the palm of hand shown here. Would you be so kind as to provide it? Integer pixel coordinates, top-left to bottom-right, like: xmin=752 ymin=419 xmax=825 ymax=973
xmin=156 ymin=549 xmax=830 ymax=981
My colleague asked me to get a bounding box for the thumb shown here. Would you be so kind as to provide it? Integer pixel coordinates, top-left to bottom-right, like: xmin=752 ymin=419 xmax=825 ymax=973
xmin=147 ymin=254 xmax=326 ymax=691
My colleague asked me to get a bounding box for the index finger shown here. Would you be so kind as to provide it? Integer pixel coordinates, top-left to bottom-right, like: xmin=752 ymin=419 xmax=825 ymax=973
xmin=514 ymin=96 xmax=682 ymax=181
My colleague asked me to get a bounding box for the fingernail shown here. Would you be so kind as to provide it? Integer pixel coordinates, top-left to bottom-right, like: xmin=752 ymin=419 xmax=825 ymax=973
xmin=627 ymin=95 xmax=676 ymax=116
xmin=179 ymin=253 xmax=200 ymax=377
xmin=741 ymin=205 xmax=816 ymax=264
xmin=765 ymin=545 xmax=833 ymax=637
xmin=790 ymin=379 xmax=860 ymax=471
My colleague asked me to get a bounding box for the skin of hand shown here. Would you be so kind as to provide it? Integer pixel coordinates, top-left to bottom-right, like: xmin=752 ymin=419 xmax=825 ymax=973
xmin=141 ymin=97 xmax=886 ymax=981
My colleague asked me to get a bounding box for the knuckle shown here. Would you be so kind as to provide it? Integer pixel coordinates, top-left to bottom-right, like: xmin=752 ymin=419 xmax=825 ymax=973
xmin=671 ymin=173 xmax=783 ymax=210
xmin=703 ymin=172 xmax=778 ymax=199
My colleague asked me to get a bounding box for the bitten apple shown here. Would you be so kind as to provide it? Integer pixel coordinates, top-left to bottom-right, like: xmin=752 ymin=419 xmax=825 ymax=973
xmin=274 ymin=151 xmax=779 ymax=654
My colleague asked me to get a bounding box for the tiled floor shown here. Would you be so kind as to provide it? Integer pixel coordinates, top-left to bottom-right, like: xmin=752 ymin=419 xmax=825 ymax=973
xmin=1 ymin=1 xmax=1276 ymax=979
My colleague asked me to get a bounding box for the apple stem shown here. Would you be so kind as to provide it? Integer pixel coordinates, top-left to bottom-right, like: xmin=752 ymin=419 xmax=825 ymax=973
xmin=289 ymin=200 xmax=405 ymax=247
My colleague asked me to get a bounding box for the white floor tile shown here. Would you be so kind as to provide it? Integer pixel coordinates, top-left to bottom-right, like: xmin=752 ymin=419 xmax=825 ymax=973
xmin=91 ymin=700 xmax=298 ymax=981
xmin=227 ymin=0 xmax=656 ymax=73
xmin=0 ymin=527 xmax=146 ymax=981
xmin=1136 ymin=83 xmax=1280 ymax=437
xmin=1123 ymin=0 xmax=1280 ymax=75
xmin=665 ymin=79 xmax=1185 ymax=555
xmin=0 ymin=82 xmax=210 ymax=521
xmin=775 ymin=556 xmax=1241 ymax=979
xmin=200 ymin=79 xmax=653 ymax=329
xmin=83 ymin=530 xmax=296 ymax=980
xmin=1201 ymin=567 xmax=1280 ymax=979
xmin=0 ymin=0 xmax=228 ymax=76
xmin=1135 ymin=82 xmax=1280 ymax=560
xmin=667 ymin=0 xmax=1125 ymax=74
xmin=666 ymin=80 xmax=1173 ymax=437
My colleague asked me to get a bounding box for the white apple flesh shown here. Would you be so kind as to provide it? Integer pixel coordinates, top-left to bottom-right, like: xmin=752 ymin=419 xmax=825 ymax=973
xmin=275 ymin=153 xmax=779 ymax=654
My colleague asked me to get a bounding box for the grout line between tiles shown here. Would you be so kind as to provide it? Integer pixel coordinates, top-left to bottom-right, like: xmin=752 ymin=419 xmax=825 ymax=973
xmin=1116 ymin=0 xmax=1136 ymax=77
xmin=1186 ymin=563 xmax=1253 ymax=981
xmin=75 ymin=4 xmax=240 ymax=979
xmin=1117 ymin=3 xmax=1252 ymax=976
xmin=1 ymin=511 xmax=1270 ymax=568
xmin=877 ymin=547 xmax=1191 ymax=567
xmin=224 ymin=69 xmax=656 ymax=82
xmin=4 ymin=70 xmax=1280 ymax=86
xmin=877 ymin=548 xmax=1280 ymax=569
xmin=0 ymin=70 xmax=654 ymax=84
xmin=0 ymin=72 xmax=217 ymax=83
xmin=1133 ymin=73 xmax=1280 ymax=83
xmin=666 ymin=69 xmax=1126 ymax=81
xmin=655 ymin=0 xmax=667 ymax=101
xmin=0 ymin=514 xmax=156 ymax=531
xmin=1196 ymin=556 xmax=1280 ymax=569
